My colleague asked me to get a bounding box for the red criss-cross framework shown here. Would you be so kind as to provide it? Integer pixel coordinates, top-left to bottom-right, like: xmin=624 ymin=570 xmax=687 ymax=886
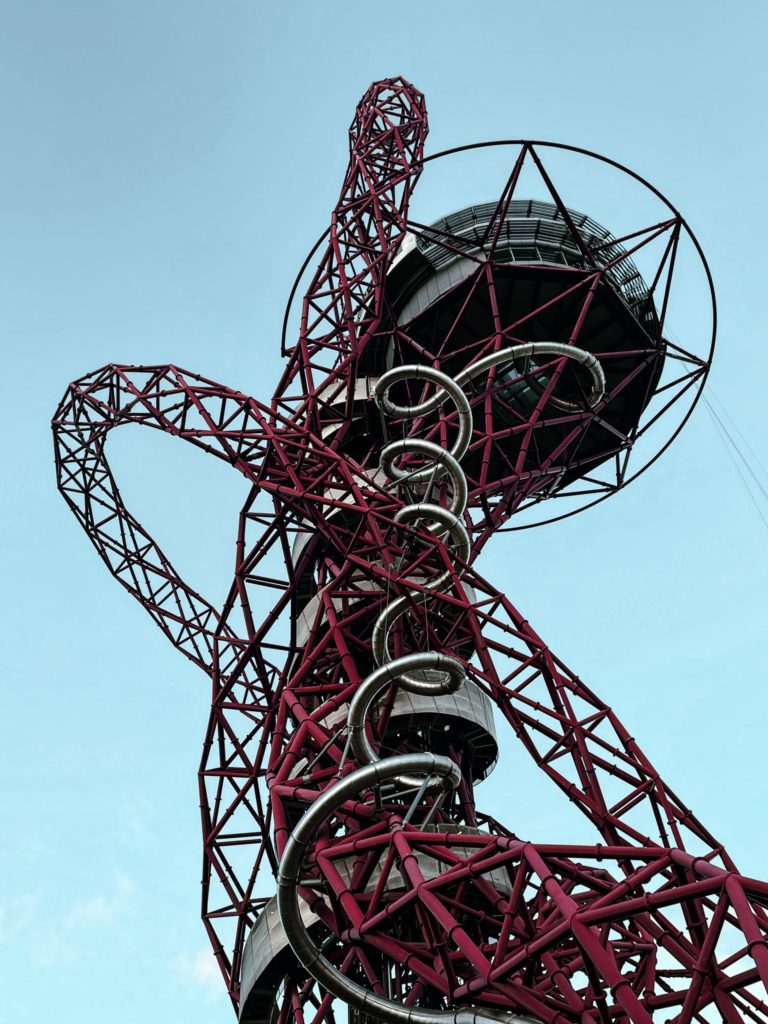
xmin=53 ymin=78 xmax=768 ymax=1023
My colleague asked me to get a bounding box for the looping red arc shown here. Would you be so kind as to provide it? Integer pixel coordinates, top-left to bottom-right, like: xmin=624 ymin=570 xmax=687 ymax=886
xmin=53 ymin=78 xmax=767 ymax=1023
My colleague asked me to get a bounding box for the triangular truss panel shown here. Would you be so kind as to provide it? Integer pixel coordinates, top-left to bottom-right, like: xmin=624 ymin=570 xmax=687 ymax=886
xmin=53 ymin=78 xmax=763 ymax=1024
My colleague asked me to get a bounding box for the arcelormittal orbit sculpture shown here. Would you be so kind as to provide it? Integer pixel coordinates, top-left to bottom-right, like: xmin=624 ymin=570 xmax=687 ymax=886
xmin=54 ymin=79 xmax=768 ymax=1023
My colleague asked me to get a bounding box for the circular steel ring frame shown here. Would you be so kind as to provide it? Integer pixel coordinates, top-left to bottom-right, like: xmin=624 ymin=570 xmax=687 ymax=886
xmin=280 ymin=139 xmax=716 ymax=530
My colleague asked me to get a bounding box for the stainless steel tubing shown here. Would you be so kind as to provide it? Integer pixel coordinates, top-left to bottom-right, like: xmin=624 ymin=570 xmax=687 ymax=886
xmin=277 ymin=752 xmax=541 ymax=1024
xmin=375 ymin=365 xmax=473 ymax=464
xmin=377 ymin=345 xmax=605 ymax=424
xmin=379 ymin=439 xmax=468 ymax=514
xmin=277 ymin=346 xmax=601 ymax=1024
xmin=455 ymin=342 xmax=605 ymax=409
xmin=372 ymin=365 xmax=472 ymax=680
xmin=347 ymin=650 xmax=465 ymax=789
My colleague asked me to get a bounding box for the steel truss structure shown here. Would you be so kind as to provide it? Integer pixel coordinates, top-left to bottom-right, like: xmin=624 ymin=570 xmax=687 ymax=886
xmin=53 ymin=78 xmax=768 ymax=1023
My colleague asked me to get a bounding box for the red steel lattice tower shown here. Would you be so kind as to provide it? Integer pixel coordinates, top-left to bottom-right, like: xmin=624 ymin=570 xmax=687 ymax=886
xmin=53 ymin=79 xmax=768 ymax=1024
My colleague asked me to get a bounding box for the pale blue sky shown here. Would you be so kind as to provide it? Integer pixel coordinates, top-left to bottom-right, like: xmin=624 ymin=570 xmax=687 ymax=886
xmin=2 ymin=2 xmax=768 ymax=1021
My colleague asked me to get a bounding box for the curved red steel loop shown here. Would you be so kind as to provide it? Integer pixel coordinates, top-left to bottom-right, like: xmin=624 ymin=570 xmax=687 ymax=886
xmin=53 ymin=77 xmax=768 ymax=1024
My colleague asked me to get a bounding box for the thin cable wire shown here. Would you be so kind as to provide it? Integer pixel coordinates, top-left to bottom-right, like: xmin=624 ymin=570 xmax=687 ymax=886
xmin=708 ymin=388 xmax=768 ymax=488
xmin=704 ymin=397 xmax=768 ymax=533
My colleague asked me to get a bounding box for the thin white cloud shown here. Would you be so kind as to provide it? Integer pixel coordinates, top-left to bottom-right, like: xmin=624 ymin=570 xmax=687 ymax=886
xmin=0 ymin=889 xmax=42 ymax=946
xmin=0 ymin=872 xmax=139 ymax=970
xmin=64 ymin=870 xmax=137 ymax=929
xmin=113 ymin=798 xmax=156 ymax=847
xmin=172 ymin=947 xmax=226 ymax=998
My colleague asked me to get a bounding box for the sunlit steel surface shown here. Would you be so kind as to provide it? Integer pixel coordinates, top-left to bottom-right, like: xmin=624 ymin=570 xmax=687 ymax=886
xmin=53 ymin=78 xmax=768 ymax=1023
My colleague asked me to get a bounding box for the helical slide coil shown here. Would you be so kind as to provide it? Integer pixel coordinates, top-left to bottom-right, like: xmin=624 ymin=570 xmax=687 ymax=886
xmin=277 ymin=344 xmax=605 ymax=1024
